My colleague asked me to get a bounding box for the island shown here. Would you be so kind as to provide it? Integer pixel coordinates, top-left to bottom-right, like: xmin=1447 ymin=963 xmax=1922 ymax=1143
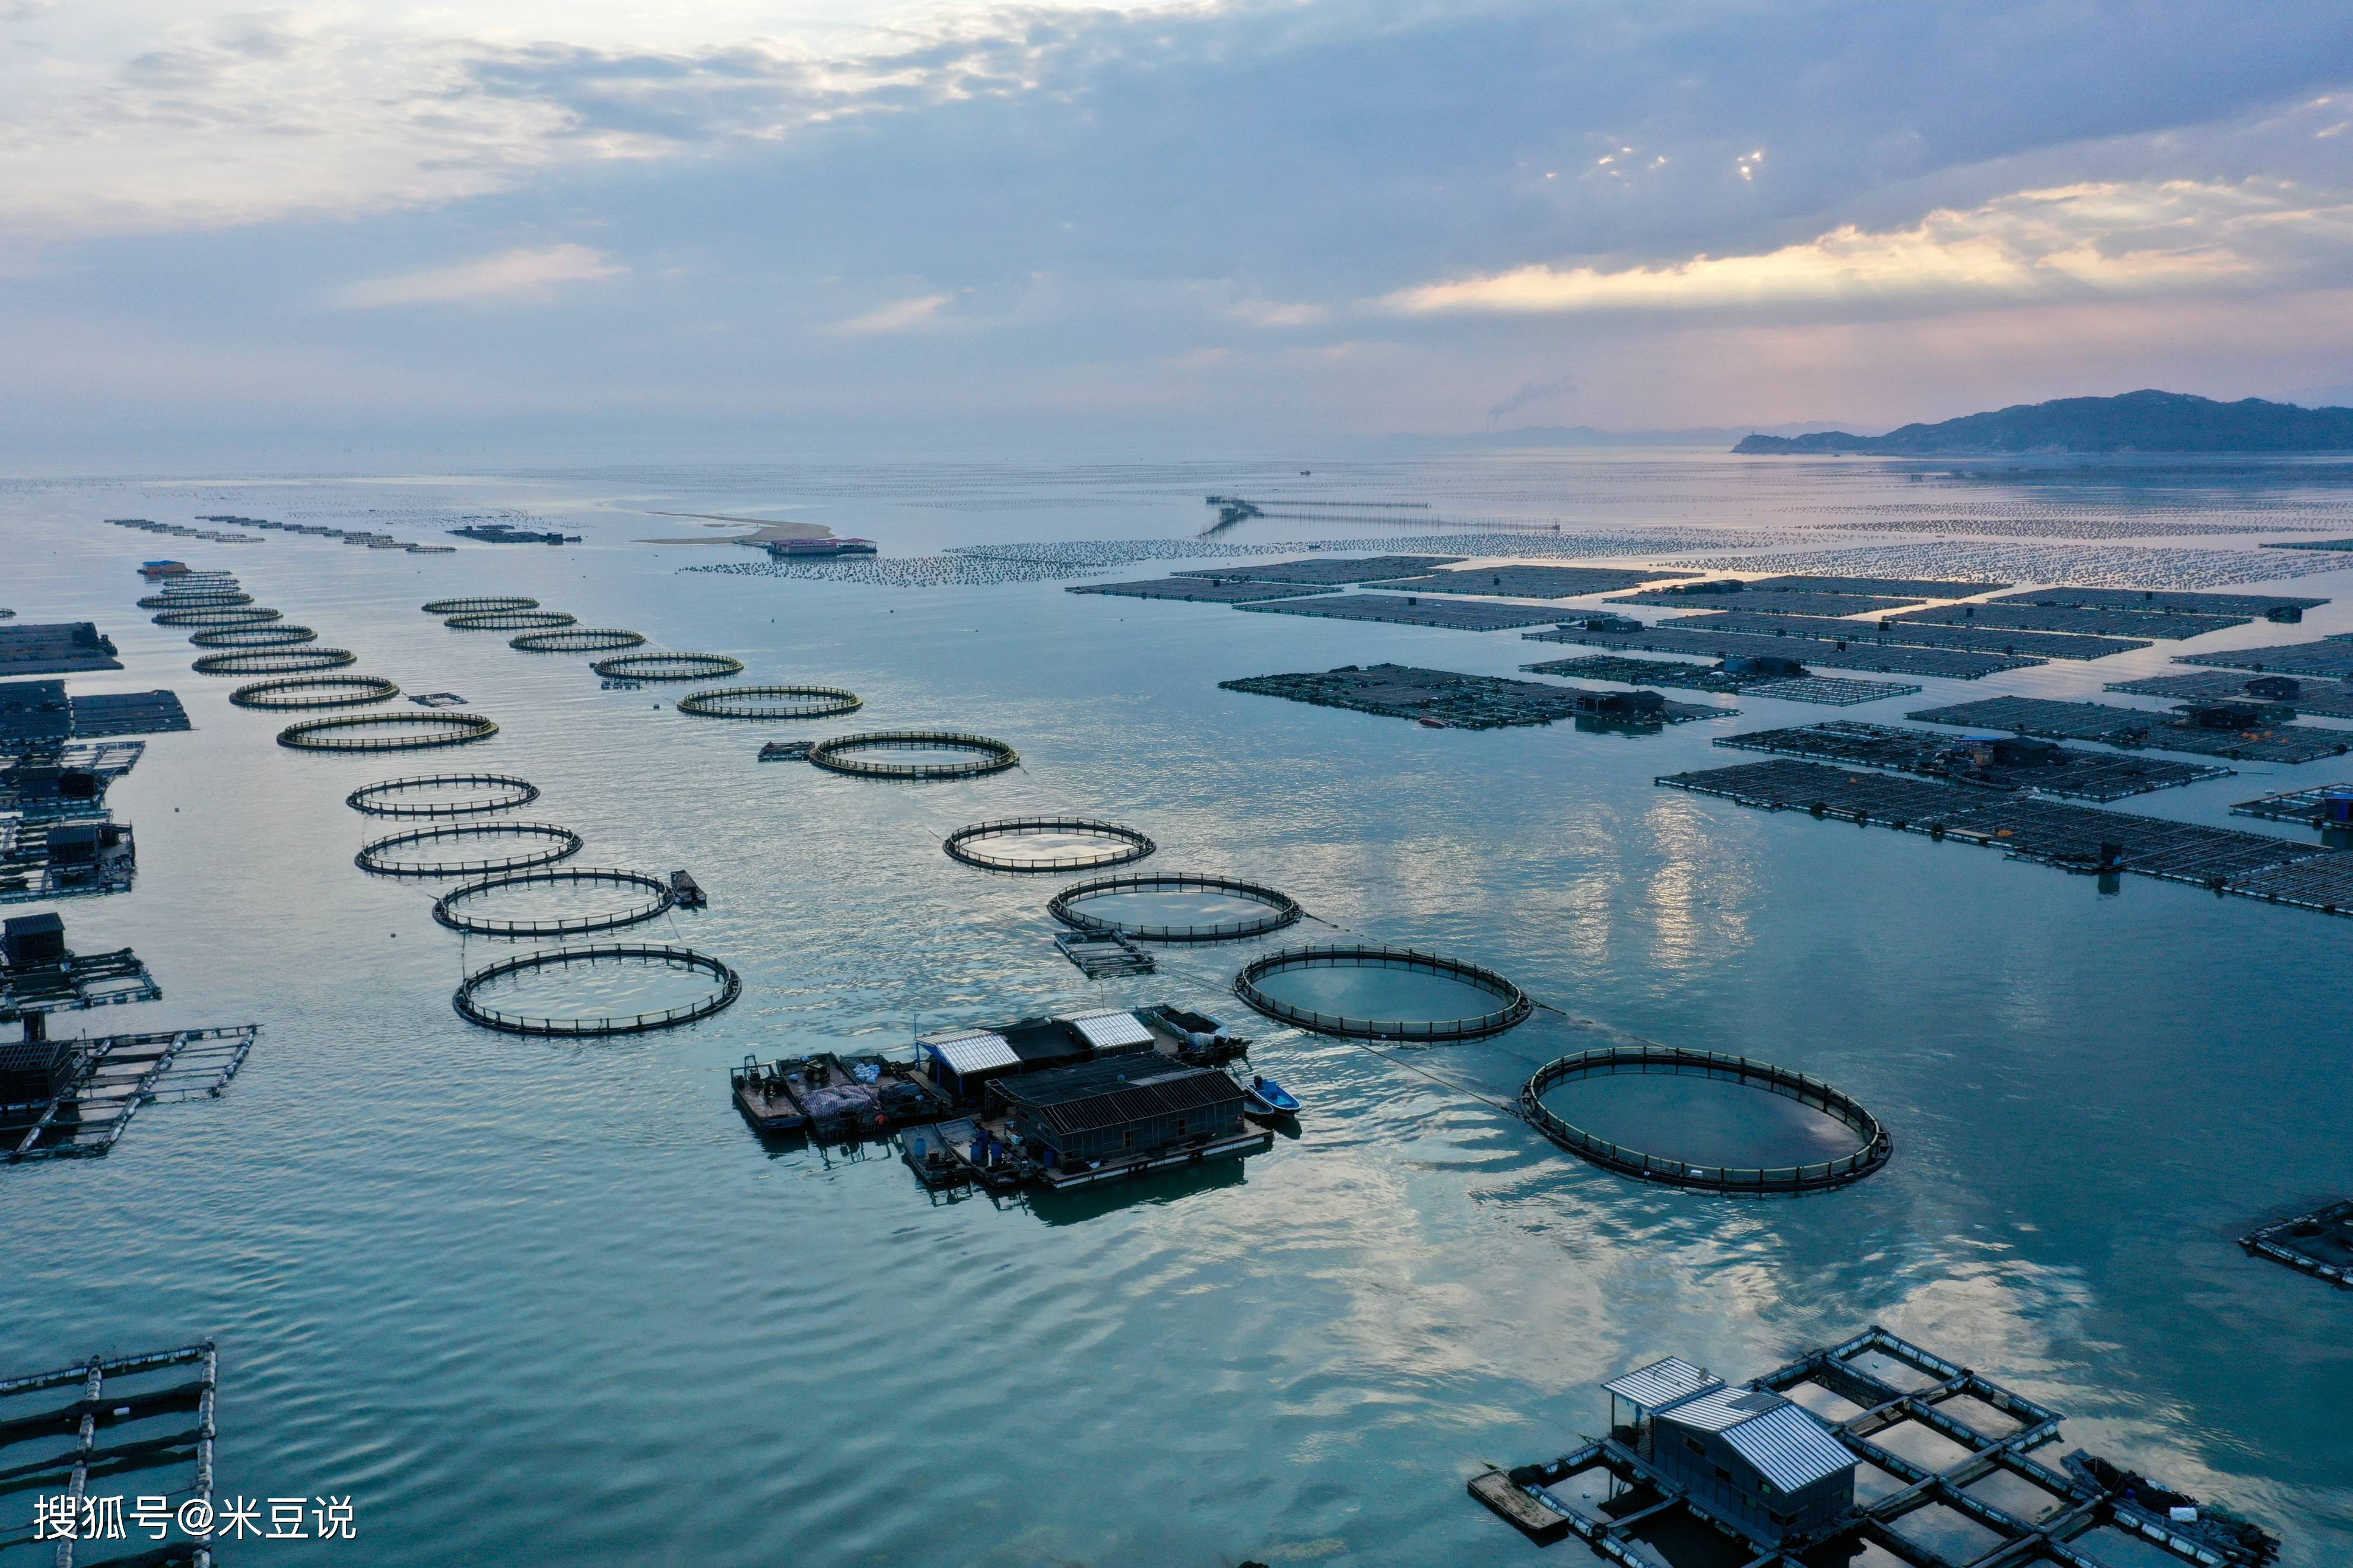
xmin=1735 ymin=389 xmax=2353 ymax=455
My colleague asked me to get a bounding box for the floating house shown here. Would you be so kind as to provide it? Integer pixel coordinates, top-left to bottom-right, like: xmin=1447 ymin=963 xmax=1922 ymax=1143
xmin=917 ymin=1005 xmax=1244 ymax=1104
xmin=1617 ymin=1370 xmax=1856 ymax=1544
xmin=988 ymin=1055 xmax=1266 ymax=1189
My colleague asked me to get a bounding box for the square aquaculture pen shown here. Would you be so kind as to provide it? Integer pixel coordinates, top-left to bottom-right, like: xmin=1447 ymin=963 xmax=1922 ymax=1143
xmin=0 ymin=1341 xmax=218 ymax=1545
xmin=2239 ymin=1198 xmax=2353 ymax=1288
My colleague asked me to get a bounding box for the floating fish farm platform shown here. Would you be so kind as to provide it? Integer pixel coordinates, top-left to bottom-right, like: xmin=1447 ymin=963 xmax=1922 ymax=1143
xmin=2108 ymin=669 xmax=2353 ymax=719
xmin=1894 ymin=602 xmax=2247 ymax=638
xmin=1522 ymin=654 xmax=1920 ymax=707
xmin=1 ymin=680 xmax=189 ymax=745
xmin=1221 ymin=663 xmax=1726 ymax=730
xmin=1908 ymin=695 xmax=2352 ymax=764
xmin=1660 ymin=758 xmax=2353 ymax=914
xmin=1237 ymin=594 xmax=1573 ymax=631
xmin=1365 ymin=565 xmax=1699 ymax=598
xmin=2231 ymin=783 xmax=2353 ymax=825
xmin=1612 ymin=587 xmax=1926 ymax=615
xmin=1053 ymin=928 xmax=1156 ymax=977
xmin=1472 ymin=1326 xmax=2279 ymax=1567
xmin=2179 ymin=640 xmax=2353 ymax=678
xmin=1656 ymin=610 xmax=2151 ymax=660
xmin=0 ymin=1340 xmax=220 ymax=1554
xmin=1526 ymin=623 xmax=2037 ymax=679
xmin=1995 ymin=586 xmax=2325 ymax=617
xmin=1717 ymin=721 xmax=2229 ymax=800
xmin=2 ymin=1026 xmax=258 ymax=1161
xmin=1174 ymin=554 xmax=1462 ymax=584
xmin=0 ymin=818 xmax=135 ymax=904
xmin=0 ymin=741 xmax=142 ymax=819
xmin=2239 ymin=1198 xmax=2353 ymax=1289
xmin=1748 ymin=574 xmax=2012 ymax=597
xmin=0 ymin=622 xmax=122 ymax=677
xmin=1068 ymin=577 xmax=1336 ymax=603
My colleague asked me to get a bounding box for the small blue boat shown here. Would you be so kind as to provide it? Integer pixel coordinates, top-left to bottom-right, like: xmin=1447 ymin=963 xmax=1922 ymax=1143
xmin=1245 ymin=1075 xmax=1301 ymax=1118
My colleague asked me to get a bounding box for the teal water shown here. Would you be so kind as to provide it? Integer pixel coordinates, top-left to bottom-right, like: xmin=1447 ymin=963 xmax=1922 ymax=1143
xmin=4 ymin=459 xmax=2352 ymax=1566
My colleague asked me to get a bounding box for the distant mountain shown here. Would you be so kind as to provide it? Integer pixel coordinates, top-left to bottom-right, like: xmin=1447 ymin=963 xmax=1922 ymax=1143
xmin=1733 ymin=390 xmax=2353 ymax=456
xmin=1394 ymin=421 xmax=1868 ymax=450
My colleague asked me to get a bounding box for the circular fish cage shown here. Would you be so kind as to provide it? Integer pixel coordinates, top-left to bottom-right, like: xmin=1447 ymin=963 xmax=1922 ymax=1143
xmin=139 ymin=590 xmax=252 ymax=609
xmin=424 ymin=596 xmax=539 ymax=615
xmin=444 ymin=609 xmax=574 ymax=632
xmin=192 ymin=647 xmax=358 ymax=676
xmin=508 ymin=628 xmax=646 ymax=654
xmin=453 ymin=944 xmax=741 ymax=1036
xmin=589 ymin=652 xmax=744 ymax=682
xmin=1051 ymin=872 xmax=1300 ymax=942
xmin=808 ymin=730 xmax=1020 ymax=780
xmin=347 ymin=772 xmax=540 ymax=818
xmin=680 ymin=685 xmax=866 ymax=721
xmin=277 ymin=712 xmax=498 ymax=752
xmin=433 ymin=868 xmax=675 ymax=937
xmin=355 ymin=821 xmax=583 ymax=877
xmin=1519 ymin=1047 xmax=1892 ymax=1193
xmin=154 ymin=605 xmax=280 ymax=628
xmin=230 ymin=673 xmax=399 ymax=711
xmin=1234 ymin=944 xmax=1529 ymax=1040
xmin=190 ymin=624 xmax=316 ymax=648
xmin=944 ymin=816 xmax=1155 ymax=873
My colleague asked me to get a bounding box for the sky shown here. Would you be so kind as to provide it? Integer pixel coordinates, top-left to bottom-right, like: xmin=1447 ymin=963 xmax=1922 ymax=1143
xmin=4 ymin=0 xmax=2353 ymax=463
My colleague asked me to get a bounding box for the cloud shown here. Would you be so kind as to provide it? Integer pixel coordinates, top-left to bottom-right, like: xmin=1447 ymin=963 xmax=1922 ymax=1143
xmin=827 ymin=292 xmax=951 ymax=334
xmin=1487 ymin=371 xmax=1577 ymax=426
xmin=1385 ymin=182 xmax=2349 ymax=317
xmin=333 ymin=244 xmax=624 ymax=308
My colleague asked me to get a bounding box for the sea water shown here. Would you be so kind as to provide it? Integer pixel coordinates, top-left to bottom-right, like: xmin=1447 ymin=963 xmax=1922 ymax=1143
xmin=4 ymin=456 xmax=2351 ymax=1565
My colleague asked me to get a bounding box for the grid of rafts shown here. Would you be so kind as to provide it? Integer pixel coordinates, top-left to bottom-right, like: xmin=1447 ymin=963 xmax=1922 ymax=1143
xmin=1221 ymin=664 xmax=1728 ymax=729
xmin=0 ymin=1341 xmax=219 ymax=1561
xmin=1909 ymin=695 xmax=2352 ymax=765
xmin=1473 ymin=1327 xmax=2279 ymax=1568
xmin=1525 ymin=623 xmax=2036 ymax=679
xmin=1520 ymin=655 xmax=1920 ymax=707
xmin=2108 ymin=669 xmax=2353 ymax=719
xmin=2 ymin=1026 xmax=258 ymax=1161
xmin=1659 ymin=758 xmax=2353 ymax=914
xmin=1716 ymin=721 xmax=2229 ymax=800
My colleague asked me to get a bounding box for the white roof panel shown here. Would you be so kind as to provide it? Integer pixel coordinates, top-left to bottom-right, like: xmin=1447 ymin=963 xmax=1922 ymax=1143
xmin=1063 ymin=1010 xmax=1155 ymax=1051
xmin=1602 ymin=1356 xmax=1723 ymax=1413
xmin=927 ymin=1033 xmax=1019 ymax=1074
xmin=1658 ymin=1385 xmax=1788 ymax=1434
xmin=1719 ymin=1402 xmax=1856 ymax=1493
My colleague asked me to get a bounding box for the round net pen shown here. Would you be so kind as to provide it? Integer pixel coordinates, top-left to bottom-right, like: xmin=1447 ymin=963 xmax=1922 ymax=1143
xmin=944 ymin=816 xmax=1155 ymax=873
xmin=355 ymin=821 xmax=583 ymax=877
xmin=424 ymin=596 xmax=538 ymax=615
xmin=808 ymin=730 xmax=1021 ymax=780
xmin=190 ymin=624 xmax=316 ymax=648
xmin=509 ymin=628 xmax=646 ymax=653
xmin=680 ymin=686 xmax=865 ymax=721
xmin=277 ymin=712 xmax=498 ymax=752
xmin=193 ymin=648 xmax=357 ymax=676
xmin=433 ymin=868 xmax=675 ymax=937
xmin=230 ymin=674 xmax=399 ymax=711
xmin=154 ymin=605 xmax=280 ymax=628
xmin=444 ymin=609 xmax=575 ymax=632
xmin=590 ymin=652 xmax=743 ymax=682
xmin=1050 ymin=872 xmax=1300 ymax=942
xmin=1520 ymin=1046 xmax=1892 ymax=1193
xmin=139 ymin=590 xmax=252 ymax=609
xmin=1233 ymin=944 xmax=1529 ymax=1039
xmin=453 ymin=944 xmax=741 ymax=1036
xmin=347 ymin=772 xmax=540 ymax=818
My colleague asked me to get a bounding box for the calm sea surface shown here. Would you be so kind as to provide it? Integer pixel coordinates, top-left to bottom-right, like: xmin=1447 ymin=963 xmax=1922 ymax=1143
xmin=4 ymin=456 xmax=2351 ymax=1566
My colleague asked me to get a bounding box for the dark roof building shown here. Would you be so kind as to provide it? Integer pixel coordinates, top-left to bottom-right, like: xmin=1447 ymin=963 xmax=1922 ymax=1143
xmin=991 ymin=1056 xmax=1248 ymax=1175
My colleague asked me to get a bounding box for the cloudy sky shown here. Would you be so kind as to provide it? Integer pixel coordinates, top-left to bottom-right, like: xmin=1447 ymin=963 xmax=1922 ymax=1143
xmin=5 ymin=0 xmax=2352 ymax=462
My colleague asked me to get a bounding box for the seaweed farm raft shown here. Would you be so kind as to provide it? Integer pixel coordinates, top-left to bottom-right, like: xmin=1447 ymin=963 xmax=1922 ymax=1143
xmin=1659 ymin=758 xmax=2353 ymax=916
xmin=1525 ymin=621 xmax=2038 ymax=679
xmin=1907 ymin=695 xmax=2353 ymax=765
xmin=1523 ymin=653 xmax=1920 ymax=707
xmin=1471 ymin=1326 xmax=2279 ymax=1567
xmin=1220 ymin=664 xmax=1726 ymax=729
xmin=1717 ymin=721 xmax=2230 ymax=800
